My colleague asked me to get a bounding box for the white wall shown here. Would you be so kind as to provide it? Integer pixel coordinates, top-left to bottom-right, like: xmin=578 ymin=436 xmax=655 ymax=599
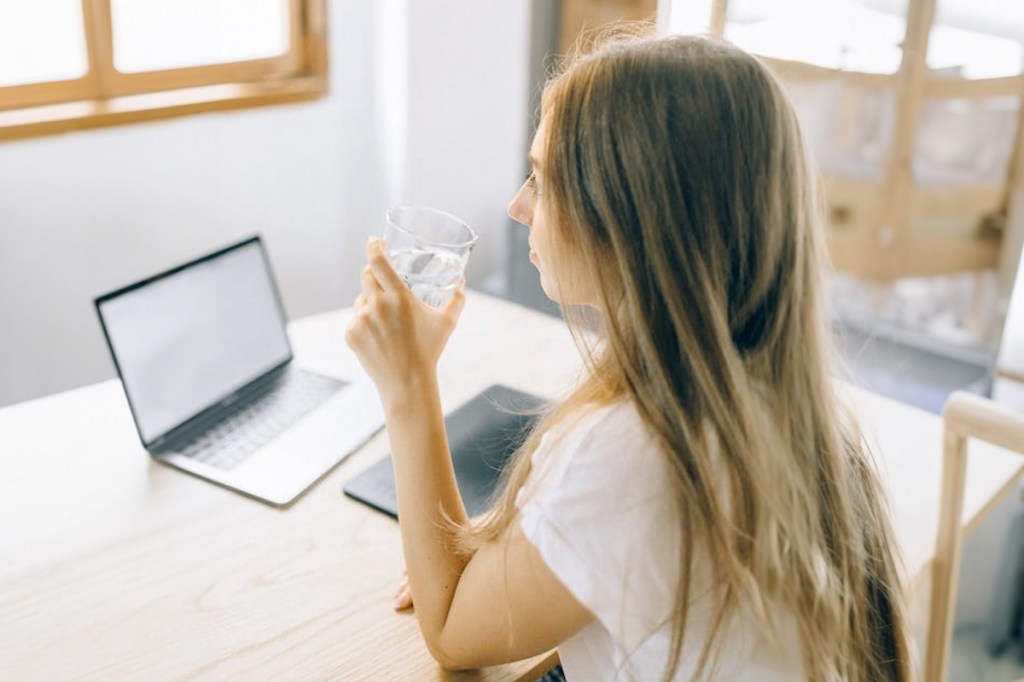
xmin=0 ymin=0 xmax=532 ymax=407
xmin=401 ymin=1 xmax=531 ymax=287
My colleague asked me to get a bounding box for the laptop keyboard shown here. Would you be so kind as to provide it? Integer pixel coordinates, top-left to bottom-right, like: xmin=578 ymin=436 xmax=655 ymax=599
xmin=180 ymin=368 xmax=345 ymax=471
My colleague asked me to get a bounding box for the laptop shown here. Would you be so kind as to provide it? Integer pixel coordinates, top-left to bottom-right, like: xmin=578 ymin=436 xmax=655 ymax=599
xmin=95 ymin=235 xmax=385 ymax=506
xmin=344 ymin=384 xmax=546 ymax=518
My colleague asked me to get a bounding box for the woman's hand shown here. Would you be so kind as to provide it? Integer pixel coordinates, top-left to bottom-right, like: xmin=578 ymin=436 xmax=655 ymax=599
xmin=394 ymin=574 xmax=413 ymax=611
xmin=345 ymin=238 xmax=465 ymax=408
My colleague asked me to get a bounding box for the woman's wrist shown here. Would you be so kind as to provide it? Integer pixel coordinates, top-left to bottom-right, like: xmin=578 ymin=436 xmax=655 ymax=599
xmin=379 ymin=369 xmax=440 ymax=418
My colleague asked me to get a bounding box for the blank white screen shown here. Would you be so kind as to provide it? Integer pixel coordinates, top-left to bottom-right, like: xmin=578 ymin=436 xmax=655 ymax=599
xmin=99 ymin=241 xmax=292 ymax=444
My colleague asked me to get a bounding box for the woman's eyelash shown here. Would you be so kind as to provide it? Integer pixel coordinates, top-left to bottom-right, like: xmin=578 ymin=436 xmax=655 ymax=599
xmin=526 ymin=171 xmax=541 ymax=195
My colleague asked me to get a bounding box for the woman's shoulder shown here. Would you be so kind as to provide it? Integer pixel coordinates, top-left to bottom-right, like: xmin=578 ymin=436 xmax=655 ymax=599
xmin=557 ymin=398 xmax=649 ymax=444
xmin=527 ymin=397 xmax=670 ymax=502
xmin=535 ymin=399 xmax=655 ymax=465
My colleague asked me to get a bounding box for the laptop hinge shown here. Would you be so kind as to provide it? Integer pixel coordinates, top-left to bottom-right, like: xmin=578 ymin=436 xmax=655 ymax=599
xmin=149 ymin=362 xmax=291 ymax=453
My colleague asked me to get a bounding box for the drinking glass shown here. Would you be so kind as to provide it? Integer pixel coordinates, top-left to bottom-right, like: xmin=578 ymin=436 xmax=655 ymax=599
xmin=384 ymin=205 xmax=478 ymax=308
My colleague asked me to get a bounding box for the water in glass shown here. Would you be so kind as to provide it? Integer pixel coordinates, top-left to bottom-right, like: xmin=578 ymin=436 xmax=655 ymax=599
xmin=389 ymin=247 xmax=465 ymax=307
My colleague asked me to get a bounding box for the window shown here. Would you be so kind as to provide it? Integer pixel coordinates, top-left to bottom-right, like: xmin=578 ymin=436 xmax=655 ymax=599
xmin=0 ymin=0 xmax=327 ymax=141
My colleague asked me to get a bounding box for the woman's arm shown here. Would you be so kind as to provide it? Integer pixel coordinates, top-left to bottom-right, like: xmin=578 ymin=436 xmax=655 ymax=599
xmin=346 ymin=239 xmax=592 ymax=668
xmin=382 ymin=372 xmax=471 ymax=649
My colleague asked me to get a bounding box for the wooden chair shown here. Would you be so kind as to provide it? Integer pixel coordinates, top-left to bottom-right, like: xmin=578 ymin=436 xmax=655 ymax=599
xmin=927 ymin=391 xmax=1024 ymax=681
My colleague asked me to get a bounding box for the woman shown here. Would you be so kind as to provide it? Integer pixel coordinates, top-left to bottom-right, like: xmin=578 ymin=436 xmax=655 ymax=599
xmin=346 ymin=30 xmax=910 ymax=681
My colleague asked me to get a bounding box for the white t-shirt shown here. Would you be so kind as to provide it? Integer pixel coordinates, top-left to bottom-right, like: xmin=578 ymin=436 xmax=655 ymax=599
xmin=516 ymin=401 xmax=805 ymax=681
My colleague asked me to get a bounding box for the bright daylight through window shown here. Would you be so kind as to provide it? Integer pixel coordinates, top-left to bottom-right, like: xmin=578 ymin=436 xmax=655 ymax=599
xmin=0 ymin=0 xmax=327 ymax=141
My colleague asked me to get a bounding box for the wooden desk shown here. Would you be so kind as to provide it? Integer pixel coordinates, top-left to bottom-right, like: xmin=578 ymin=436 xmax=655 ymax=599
xmin=0 ymin=292 xmax=575 ymax=681
xmin=1 ymin=291 xmax=1021 ymax=679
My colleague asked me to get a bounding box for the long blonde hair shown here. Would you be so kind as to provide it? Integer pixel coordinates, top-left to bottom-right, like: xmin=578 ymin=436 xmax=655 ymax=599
xmin=458 ymin=30 xmax=910 ymax=681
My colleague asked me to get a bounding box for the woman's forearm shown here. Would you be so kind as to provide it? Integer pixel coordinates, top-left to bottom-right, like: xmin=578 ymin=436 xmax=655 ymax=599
xmin=383 ymin=370 xmax=470 ymax=649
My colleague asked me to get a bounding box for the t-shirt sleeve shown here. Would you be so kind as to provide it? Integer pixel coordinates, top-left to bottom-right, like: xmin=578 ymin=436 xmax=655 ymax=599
xmin=517 ymin=404 xmax=681 ymax=651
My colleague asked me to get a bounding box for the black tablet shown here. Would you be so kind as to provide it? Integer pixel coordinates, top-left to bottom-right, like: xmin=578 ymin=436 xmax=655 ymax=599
xmin=342 ymin=384 xmax=547 ymax=518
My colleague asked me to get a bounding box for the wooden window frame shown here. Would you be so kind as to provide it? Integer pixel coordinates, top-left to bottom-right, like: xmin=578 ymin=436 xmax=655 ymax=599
xmin=0 ymin=0 xmax=328 ymax=142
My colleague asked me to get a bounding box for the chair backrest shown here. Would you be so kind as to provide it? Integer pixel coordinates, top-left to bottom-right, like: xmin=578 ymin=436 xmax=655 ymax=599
xmin=926 ymin=391 xmax=1024 ymax=681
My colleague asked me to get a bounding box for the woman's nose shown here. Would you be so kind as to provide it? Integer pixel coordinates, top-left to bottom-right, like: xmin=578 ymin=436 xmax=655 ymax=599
xmin=507 ymin=185 xmax=531 ymax=228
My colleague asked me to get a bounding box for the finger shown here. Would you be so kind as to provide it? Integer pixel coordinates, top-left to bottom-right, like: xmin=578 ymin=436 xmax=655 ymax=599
xmin=360 ymin=265 xmax=383 ymax=296
xmin=366 ymin=238 xmax=406 ymax=293
xmin=344 ymin=318 xmax=362 ymax=352
xmin=393 ymin=585 xmax=413 ymax=610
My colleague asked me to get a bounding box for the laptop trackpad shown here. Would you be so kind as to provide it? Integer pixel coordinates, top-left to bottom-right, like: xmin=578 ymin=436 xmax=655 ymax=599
xmin=225 ymin=379 xmax=385 ymax=503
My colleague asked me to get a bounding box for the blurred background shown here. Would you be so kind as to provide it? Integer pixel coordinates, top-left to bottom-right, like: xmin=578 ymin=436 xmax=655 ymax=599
xmin=1 ymin=0 xmax=1024 ymax=678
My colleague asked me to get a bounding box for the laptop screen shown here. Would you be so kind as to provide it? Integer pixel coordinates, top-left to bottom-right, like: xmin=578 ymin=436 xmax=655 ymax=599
xmin=96 ymin=237 xmax=292 ymax=446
